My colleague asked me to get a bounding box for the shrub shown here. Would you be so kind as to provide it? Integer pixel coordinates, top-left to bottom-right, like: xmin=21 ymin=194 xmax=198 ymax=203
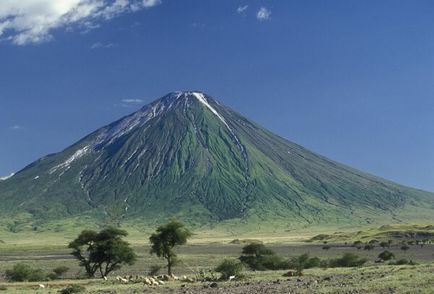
xmin=288 ymin=253 xmax=322 ymax=274
xmin=353 ymin=241 xmax=363 ymax=250
xmin=241 ymin=243 xmax=274 ymax=256
xmin=215 ymin=259 xmax=243 ymax=280
xmin=239 ymin=243 xmax=288 ymax=270
xmin=389 ymin=259 xmax=417 ymax=266
xmin=378 ymin=251 xmax=395 ymax=261
xmin=5 ymin=263 xmax=46 ymax=282
xmin=328 ymin=253 xmax=367 ymax=268
xmin=58 ymin=284 xmax=86 ymax=294
xmin=194 ymin=269 xmax=218 ymax=282
xmin=258 ymin=255 xmax=290 ymax=270
xmin=379 ymin=241 xmax=389 ymax=248
xmin=400 ymin=245 xmax=410 ymax=252
xmin=148 ymin=264 xmax=162 ymax=276
xmin=53 ymin=266 xmax=69 ymax=277
xmin=364 ymin=244 xmax=374 ymax=250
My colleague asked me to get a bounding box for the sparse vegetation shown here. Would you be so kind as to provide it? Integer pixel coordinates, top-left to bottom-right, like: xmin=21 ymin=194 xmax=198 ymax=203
xmin=5 ymin=263 xmax=46 ymax=282
xmin=239 ymin=243 xmax=288 ymax=270
xmin=328 ymin=253 xmax=368 ymax=268
xmin=288 ymin=253 xmax=322 ymax=275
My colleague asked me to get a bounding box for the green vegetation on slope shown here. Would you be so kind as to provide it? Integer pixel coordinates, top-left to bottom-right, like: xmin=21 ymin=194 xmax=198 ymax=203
xmin=0 ymin=92 xmax=433 ymax=233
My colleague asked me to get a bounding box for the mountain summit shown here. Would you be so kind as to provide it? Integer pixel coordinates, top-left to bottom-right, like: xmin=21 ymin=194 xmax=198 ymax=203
xmin=1 ymin=92 xmax=433 ymax=231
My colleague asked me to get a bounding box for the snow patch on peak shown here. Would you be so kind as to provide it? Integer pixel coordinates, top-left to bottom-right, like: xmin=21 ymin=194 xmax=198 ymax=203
xmin=0 ymin=173 xmax=14 ymax=181
xmin=49 ymin=146 xmax=90 ymax=174
xmin=191 ymin=92 xmax=247 ymax=159
xmin=191 ymin=92 xmax=229 ymax=127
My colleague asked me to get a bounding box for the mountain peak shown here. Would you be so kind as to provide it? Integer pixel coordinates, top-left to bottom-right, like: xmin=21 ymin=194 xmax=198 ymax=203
xmin=2 ymin=91 xmax=433 ymax=230
xmin=161 ymin=91 xmax=213 ymax=103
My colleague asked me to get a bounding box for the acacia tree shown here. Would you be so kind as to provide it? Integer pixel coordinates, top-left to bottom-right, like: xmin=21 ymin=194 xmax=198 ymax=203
xmin=149 ymin=221 xmax=192 ymax=275
xmin=69 ymin=227 xmax=137 ymax=278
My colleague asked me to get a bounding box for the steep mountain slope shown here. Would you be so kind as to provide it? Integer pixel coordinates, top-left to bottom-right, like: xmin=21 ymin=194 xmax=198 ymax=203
xmin=0 ymin=92 xmax=433 ymax=231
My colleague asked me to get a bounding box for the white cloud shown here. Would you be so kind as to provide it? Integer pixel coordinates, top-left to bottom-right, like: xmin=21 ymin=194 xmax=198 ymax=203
xmin=10 ymin=125 xmax=23 ymax=130
xmin=122 ymin=98 xmax=143 ymax=104
xmin=237 ymin=5 xmax=248 ymax=14
xmin=90 ymin=41 xmax=116 ymax=49
xmin=256 ymin=7 xmax=271 ymax=21
xmin=119 ymin=98 xmax=144 ymax=107
xmin=0 ymin=0 xmax=162 ymax=45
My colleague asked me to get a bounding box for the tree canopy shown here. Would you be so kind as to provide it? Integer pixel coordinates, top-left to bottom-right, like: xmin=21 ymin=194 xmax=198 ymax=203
xmin=149 ymin=220 xmax=192 ymax=275
xmin=69 ymin=227 xmax=136 ymax=278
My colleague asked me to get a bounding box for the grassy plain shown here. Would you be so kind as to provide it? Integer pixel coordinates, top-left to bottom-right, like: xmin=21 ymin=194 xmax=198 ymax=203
xmin=0 ymin=224 xmax=433 ymax=293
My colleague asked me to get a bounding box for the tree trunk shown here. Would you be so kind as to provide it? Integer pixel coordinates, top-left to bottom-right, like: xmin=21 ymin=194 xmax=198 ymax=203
xmin=167 ymin=257 xmax=172 ymax=276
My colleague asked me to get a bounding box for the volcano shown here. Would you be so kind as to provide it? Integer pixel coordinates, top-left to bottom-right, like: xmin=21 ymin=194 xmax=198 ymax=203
xmin=1 ymin=91 xmax=433 ymax=230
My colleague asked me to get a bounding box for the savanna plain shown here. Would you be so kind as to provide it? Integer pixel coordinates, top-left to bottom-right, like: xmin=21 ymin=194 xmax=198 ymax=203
xmin=0 ymin=224 xmax=434 ymax=293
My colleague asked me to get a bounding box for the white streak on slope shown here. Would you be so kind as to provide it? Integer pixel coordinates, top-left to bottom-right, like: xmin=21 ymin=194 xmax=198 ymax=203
xmin=192 ymin=92 xmax=246 ymax=158
xmin=0 ymin=173 xmax=14 ymax=181
xmin=49 ymin=146 xmax=90 ymax=174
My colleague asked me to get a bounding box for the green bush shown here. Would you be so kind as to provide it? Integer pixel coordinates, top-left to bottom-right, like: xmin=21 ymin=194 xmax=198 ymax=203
xmin=239 ymin=243 xmax=288 ymax=270
xmin=378 ymin=250 xmax=395 ymax=261
xmin=328 ymin=253 xmax=367 ymax=268
xmin=288 ymin=253 xmax=322 ymax=274
xmin=364 ymin=244 xmax=374 ymax=250
xmin=257 ymin=255 xmax=290 ymax=270
xmin=400 ymin=245 xmax=410 ymax=252
xmin=58 ymin=284 xmax=86 ymax=294
xmin=5 ymin=263 xmax=46 ymax=282
xmin=215 ymin=259 xmax=243 ymax=280
xmin=53 ymin=266 xmax=69 ymax=277
xmin=241 ymin=243 xmax=274 ymax=256
xmin=389 ymin=259 xmax=417 ymax=266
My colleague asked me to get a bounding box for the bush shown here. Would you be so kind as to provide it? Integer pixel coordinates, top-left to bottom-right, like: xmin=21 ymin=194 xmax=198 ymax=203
xmin=378 ymin=251 xmax=395 ymax=261
xmin=389 ymin=259 xmax=417 ymax=266
xmin=241 ymin=243 xmax=274 ymax=256
xmin=148 ymin=264 xmax=162 ymax=276
xmin=53 ymin=266 xmax=69 ymax=277
xmin=5 ymin=263 xmax=46 ymax=282
xmin=215 ymin=259 xmax=243 ymax=280
xmin=364 ymin=244 xmax=374 ymax=250
xmin=239 ymin=243 xmax=288 ymax=270
xmin=328 ymin=253 xmax=367 ymax=268
xmin=400 ymin=245 xmax=410 ymax=252
xmin=353 ymin=241 xmax=363 ymax=250
xmin=258 ymin=255 xmax=290 ymax=270
xmin=379 ymin=241 xmax=389 ymax=248
xmin=288 ymin=253 xmax=322 ymax=274
xmin=58 ymin=284 xmax=86 ymax=294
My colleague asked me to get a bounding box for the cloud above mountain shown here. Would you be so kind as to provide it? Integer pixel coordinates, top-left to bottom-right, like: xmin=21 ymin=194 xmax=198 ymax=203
xmin=0 ymin=0 xmax=161 ymax=45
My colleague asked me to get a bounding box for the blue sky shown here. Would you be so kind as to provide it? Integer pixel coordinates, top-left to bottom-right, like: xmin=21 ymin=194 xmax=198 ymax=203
xmin=0 ymin=0 xmax=433 ymax=191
